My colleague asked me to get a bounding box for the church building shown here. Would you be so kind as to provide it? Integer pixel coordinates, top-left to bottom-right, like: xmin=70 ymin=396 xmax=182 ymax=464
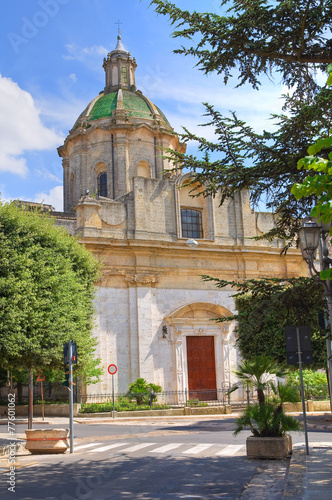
xmin=56 ymin=33 xmax=307 ymax=399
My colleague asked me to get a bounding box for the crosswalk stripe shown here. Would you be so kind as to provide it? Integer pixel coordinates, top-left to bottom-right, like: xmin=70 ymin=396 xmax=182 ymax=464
xmin=149 ymin=443 xmax=183 ymax=453
xmin=120 ymin=443 xmax=156 ymax=453
xmin=89 ymin=443 xmax=129 ymax=453
xmin=215 ymin=445 xmax=244 ymax=456
xmin=74 ymin=443 xmax=103 ymax=451
xmin=182 ymin=444 xmax=214 ymax=455
xmin=74 ymin=441 xmax=247 ymax=457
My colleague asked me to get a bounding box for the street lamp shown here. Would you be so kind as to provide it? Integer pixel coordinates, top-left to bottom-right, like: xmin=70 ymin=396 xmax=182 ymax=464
xmin=298 ymin=219 xmax=332 ymax=411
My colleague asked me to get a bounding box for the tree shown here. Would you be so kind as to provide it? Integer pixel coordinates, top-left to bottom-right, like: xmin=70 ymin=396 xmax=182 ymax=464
xmin=0 ymin=202 xmax=102 ymax=383
xmin=201 ymin=276 xmax=328 ymax=368
xmin=149 ymin=1 xmax=332 ymax=242
xmin=292 ymin=64 xmax=332 ymax=269
xmin=150 ymin=1 xmax=332 ymax=95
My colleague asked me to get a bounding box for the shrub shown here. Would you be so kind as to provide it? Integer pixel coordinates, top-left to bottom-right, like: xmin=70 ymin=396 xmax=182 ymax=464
xmin=187 ymin=399 xmax=208 ymax=407
xmin=80 ymin=402 xmax=171 ymax=413
xmin=126 ymin=378 xmax=162 ymax=405
xmin=287 ymin=370 xmax=329 ymax=400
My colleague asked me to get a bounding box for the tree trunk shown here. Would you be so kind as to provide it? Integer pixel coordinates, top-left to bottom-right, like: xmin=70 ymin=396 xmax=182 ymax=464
xmin=16 ymin=382 xmax=23 ymax=404
xmin=257 ymin=388 xmax=265 ymax=405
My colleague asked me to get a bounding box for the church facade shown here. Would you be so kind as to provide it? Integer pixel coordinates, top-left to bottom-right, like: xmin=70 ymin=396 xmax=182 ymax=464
xmin=56 ymin=34 xmax=307 ymax=399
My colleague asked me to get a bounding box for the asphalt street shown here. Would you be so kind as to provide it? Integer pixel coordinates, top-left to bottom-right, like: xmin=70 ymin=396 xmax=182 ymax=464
xmin=0 ymin=416 xmax=331 ymax=500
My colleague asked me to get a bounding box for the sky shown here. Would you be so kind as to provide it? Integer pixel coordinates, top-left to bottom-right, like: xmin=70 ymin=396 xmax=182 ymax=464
xmin=0 ymin=0 xmax=289 ymax=211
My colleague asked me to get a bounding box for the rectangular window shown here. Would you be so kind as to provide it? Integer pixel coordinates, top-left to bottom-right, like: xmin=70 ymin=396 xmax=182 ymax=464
xmin=122 ymin=67 xmax=128 ymax=84
xmin=181 ymin=209 xmax=203 ymax=238
xmin=98 ymin=172 xmax=108 ymax=198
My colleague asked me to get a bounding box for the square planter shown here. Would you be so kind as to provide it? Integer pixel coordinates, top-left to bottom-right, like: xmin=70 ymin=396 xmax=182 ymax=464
xmin=246 ymin=434 xmax=292 ymax=459
xmin=25 ymin=428 xmax=69 ymax=454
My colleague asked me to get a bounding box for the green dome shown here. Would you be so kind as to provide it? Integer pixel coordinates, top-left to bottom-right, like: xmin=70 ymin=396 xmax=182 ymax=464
xmin=73 ymin=90 xmax=172 ymax=130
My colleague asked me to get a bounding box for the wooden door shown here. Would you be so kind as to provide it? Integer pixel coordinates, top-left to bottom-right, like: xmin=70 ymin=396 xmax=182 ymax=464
xmin=186 ymin=336 xmax=217 ymax=401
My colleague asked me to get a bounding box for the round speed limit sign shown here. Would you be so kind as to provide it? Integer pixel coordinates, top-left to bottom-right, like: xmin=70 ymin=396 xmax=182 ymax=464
xmin=108 ymin=364 xmax=117 ymax=375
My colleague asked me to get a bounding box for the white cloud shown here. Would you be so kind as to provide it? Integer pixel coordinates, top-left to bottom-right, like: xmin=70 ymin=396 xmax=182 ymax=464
xmin=33 ymin=186 xmax=63 ymax=211
xmin=63 ymin=44 xmax=108 ymax=62
xmin=69 ymin=73 xmax=77 ymax=83
xmin=0 ymin=75 xmax=63 ymax=176
xmin=35 ymin=93 xmax=87 ymax=131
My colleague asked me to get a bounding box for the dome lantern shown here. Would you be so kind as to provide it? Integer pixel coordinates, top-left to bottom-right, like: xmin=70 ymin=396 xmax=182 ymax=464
xmin=103 ymin=31 xmax=137 ymax=93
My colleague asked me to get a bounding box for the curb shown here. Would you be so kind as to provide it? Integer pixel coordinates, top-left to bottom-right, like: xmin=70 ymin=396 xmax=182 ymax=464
xmin=0 ymin=440 xmax=26 ymax=457
xmin=283 ymin=448 xmax=306 ymax=499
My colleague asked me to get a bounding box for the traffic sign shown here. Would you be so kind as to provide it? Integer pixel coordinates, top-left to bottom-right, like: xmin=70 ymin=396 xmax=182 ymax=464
xmin=108 ymin=364 xmax=117 ymax=375
xmin=285 ymin=325 xmax=313 ymax=365
xmin=37 ymin=371 xmax=45 ymax=382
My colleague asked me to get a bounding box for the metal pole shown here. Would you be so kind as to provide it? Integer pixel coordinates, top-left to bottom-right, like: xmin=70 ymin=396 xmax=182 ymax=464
xmin=112 ymin=375 xmax=115 ymax=419
xmin=28 ymin=369 xmax=33 ymax=429
xmin=41 ymin=381 xmax=44 ymax=422
xmin=297 ymin=327 xmax=309 ymax=455
xmin=318 ymin=232 xmax=332 ymax=413
xmin=324 ymin=290 xmax=332 ymax=413
xmin=68 ymin=340 xmax=74 ymax=453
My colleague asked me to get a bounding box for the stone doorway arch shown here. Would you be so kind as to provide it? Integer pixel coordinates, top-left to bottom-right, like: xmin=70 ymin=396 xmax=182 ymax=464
xmin=164 ymin=302 xmax=233 ymax=402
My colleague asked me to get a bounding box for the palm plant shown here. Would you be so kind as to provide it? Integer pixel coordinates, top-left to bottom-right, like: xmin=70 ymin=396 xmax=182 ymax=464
xmin=126 ymin=378 xmax=162 ymax=405
xmin=234 ymin=400 xmax=301 ymax=437
xmin=233 ymin=357 xmax=302 ymax=438
xmin=233 ymin=355 xmax=287 ymax=404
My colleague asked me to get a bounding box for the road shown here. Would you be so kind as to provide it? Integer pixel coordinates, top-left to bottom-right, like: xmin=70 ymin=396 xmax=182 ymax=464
xmin=0 ymin=416 xmax=331 ymax=500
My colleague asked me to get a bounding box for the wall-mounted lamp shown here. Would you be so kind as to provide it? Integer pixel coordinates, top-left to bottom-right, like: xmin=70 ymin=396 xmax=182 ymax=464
xmin=162 ymin=325 xmax=168 ymax=338
xmin=186 ymin=238 xmax=198 ymax=248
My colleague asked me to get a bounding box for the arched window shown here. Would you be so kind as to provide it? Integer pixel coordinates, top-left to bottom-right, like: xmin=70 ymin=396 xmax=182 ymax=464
xmin=181 ymin=209 xmax=203 ymax=238
xmin=98 ymin=172 xmax=108 ymax=198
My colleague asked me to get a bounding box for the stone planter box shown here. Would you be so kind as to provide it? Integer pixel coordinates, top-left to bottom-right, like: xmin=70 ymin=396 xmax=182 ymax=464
xmin=246 ymin=434 xmax=292 ymax=459
xmin=25 ymin=428 xmax=69 ymax=454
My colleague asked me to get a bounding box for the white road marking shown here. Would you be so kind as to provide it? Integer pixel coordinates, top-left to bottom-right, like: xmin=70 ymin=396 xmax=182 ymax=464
xmin=149 ymin=443 xmax=183 ymax=453
xmin=89 ymin=443 xmax=129 ymax=453
xmin=120 ymin=443 xmax=156 ymax=453
xmin=74 ymin=442 xmax=103 ymax=451
xmin=215 ymin=445 xmax=245 ymax=456
xmin=182 ymin=444 xmax=214 ymax=455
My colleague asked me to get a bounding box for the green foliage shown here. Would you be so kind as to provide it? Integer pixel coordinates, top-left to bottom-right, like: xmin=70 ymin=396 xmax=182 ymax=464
xmin=234 ymin=401 xmax=302 ymax=437
xmin=80 ymin=401 xmax=171 ymax=413
xmin=233 ymin=357 xmax=302 ymax=437
xmin=233 ymin=355 xmax=286 ymax=404
xmin=126 ymin=378 xmax=163 ymax=405
xmin=287 ymin=369 xmax=327 ymax=386
xmin=292 ymin=65 xmax=332 ymax=277
xmin=269 ymin=381 xmax=301 ymax=406
xmin=0 ymin=202 xmax=101 ymax=382
xmin=149 ymin=1 xmax=332 ymax=242
xmin=287 ymin=370 xmax=329 ymax=400
xmin=186 ymin=398 xmax=208 ymax=407
xmin=150 ymin=1 xmax=332 ymax=95
xmin=201 ymin=276 xmax=327 ymax=368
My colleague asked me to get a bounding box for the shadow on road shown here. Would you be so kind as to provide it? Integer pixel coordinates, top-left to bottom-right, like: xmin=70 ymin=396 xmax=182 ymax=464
xmin=3 ymin=453 xmax=258 ymax=500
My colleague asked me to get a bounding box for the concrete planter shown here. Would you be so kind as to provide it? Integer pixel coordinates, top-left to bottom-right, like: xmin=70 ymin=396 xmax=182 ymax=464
xmin=246 ymin=434 xmax=292 ymax=459
xmin=25 ymin=428 xmax=69 ymax=454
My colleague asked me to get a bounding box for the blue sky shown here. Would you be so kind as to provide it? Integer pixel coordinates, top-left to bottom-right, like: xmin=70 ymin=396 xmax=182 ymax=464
xmin=0 ymin=0 xmax=288 ymax=211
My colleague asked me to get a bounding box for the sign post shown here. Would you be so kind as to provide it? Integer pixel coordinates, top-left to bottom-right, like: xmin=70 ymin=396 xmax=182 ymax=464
xmin=285 ymin=326 xmax=312 ymax=455
xmin=64 ymin=341 xmax=77 ymax=454
xmin=37 ymin=371 xmax=46 ymax=421
xmin=68 ymin=340 xmax=74 ymax=454
xmin=108 ymin=364 xmax=117 ymax=419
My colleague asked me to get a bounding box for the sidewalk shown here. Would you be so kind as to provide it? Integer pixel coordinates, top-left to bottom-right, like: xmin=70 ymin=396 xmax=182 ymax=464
xmin=283 ymin=444 xmax=332 ymax=499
